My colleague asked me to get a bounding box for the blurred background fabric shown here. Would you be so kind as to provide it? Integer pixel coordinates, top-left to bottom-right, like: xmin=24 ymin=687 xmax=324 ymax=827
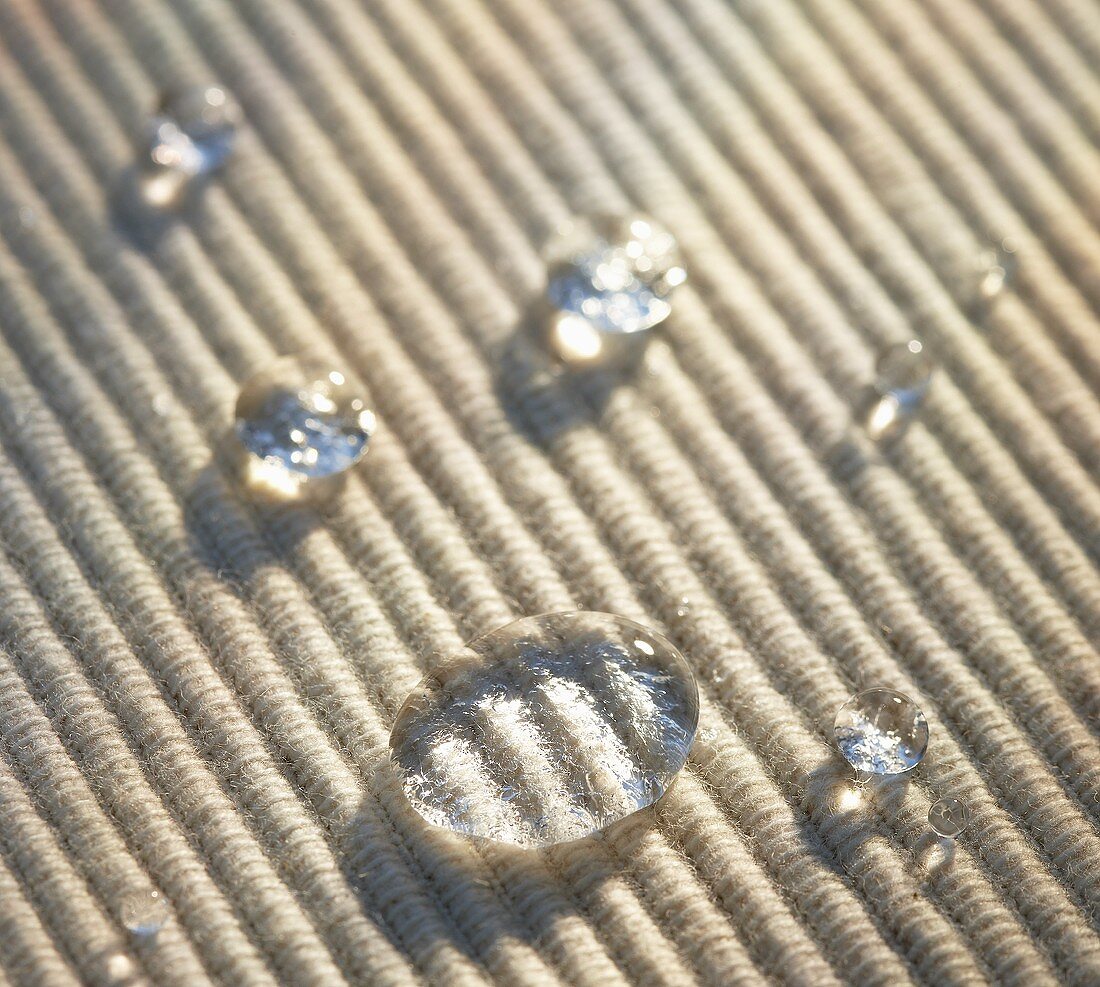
xmin=0 ymin=0 xmax=1099 ymax=984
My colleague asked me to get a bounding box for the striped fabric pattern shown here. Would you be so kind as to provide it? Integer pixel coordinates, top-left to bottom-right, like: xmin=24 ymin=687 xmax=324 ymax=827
xmin=0 ymin=0 xmax=1097 ymax=984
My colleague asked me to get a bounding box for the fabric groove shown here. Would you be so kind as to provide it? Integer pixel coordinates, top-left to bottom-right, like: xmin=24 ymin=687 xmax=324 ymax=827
xmin=0 ymin=0 xmax=1097 ymax=984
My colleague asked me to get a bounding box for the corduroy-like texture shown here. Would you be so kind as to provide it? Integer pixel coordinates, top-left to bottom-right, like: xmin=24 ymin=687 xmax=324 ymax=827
xmin=0 ymin=0 xmax=1098 ymax=983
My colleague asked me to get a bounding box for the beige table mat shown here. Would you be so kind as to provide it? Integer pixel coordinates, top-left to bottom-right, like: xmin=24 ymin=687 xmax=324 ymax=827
xmin=0 ymin=0 xmax=1098 ymax=984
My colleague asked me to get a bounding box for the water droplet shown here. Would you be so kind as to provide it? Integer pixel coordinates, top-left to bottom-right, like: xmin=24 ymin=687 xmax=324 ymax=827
xmin=120 ymin=889 xmax=170 ymax=938
xmin=833 ymin=688 xmax=929 ymax=775
xmin=235 ymin=356 xmax=375 ymax=501
xmin=541 ymin=214 xmax=685 ymax=365
xmin=139 ymin=85 xmax=240 ymax=208
xmin=928 ymin=797 xmax=970 ymax=838
xmin=864 ymin=339 xmax=934 ymax=444
xmin=976 ymin=237 xmax=1018 ymax=302
xmin=390 ymin=611 xmax=699 ymax=847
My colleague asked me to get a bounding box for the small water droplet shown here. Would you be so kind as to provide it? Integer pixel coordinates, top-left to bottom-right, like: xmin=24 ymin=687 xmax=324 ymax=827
xmin=235 ymin=356 xmax=375 ymax=501
xmin=390 ymin=611 xmax=699 ymax=847
xmin=976 ymin=237 xmax=1018 ymax=302
xmin=139 ymin=85 xmax=240 ymax=208
xmin=18 ymin=205 xmax=37 ymax=229
xmin=120 ymin=889 xmax=170 ymax=938
xmin=833 ymin=688 xmax=929 ymax=775
xmin=541 ymin=214 xmax=685 ymax=366
xmin=864 ymin=339 xmax=934 ymax=444
xmin=928 ymin=797 xmax=970 ymax=838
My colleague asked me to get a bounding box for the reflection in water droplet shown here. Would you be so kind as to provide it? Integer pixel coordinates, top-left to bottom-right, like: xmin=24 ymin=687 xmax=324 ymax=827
xmin=120 ymin=889 xmax=170 ymax=938
xmin=541 ymin=214 xmax=685 ymax=366
xmin=834 ymin=688 xmax=929 ymax=775
xmin=976 ymin=237 xmax=1018 ymax=302
xmin=390 ymin=611 xmax=699 ymax=848
xmin=928 ymin=797 xmax=970 ymax=838
xmin=234 ymin=356 xmax=375 ymax=502
xmin=864 ymin=339 xmax=934 ymax=444
xmin=139 ymin=85 xmax=240 ymax=209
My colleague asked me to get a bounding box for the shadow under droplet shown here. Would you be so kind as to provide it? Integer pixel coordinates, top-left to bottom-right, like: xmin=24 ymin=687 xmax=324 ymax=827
xmin=342 ymin=757 xmax=603 ymax=964
xmin=182 ymin=427 xmax=329 ymax=586
xmin=342 ymin=752 xmax=689 ymax=975
xmin=494 ymin=298 xmax=652 ymax=449
xmin=916 ymin=833 xmax=957 ymax=875
xmin=803 ymin=756 xmax=913 ymax=821
xmin=824 ymin=430 xmax=873 ymax=484
xmin=804 ymin=758 xmax=864 ymax=815
xmin=110 ymin=164 xmax=217 ymax=251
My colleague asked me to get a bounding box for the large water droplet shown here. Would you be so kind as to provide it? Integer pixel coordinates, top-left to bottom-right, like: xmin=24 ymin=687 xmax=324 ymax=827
xmin=833 ymin=688 xmax=929 ymax=775
xmin=864 ymin=339 xmax=934 ymax=444
xmin=120 ymin=889 xmax=170 ymax=938
xmin=235 ymin=356 xmax=375 ymax=501
xmin=541 ymin=214 xmax=685 ymax=366
xmin=390 ymin=611 xmax=699 ymax=848
xmin=928 ymin=797 xmax=970 ymax=838
xmin=139 ymin=85 xmax=240 ymax=208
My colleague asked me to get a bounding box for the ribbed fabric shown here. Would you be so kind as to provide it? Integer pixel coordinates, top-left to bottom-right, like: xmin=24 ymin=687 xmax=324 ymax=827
xmin=0 ymin=0 xmax=1096 ymax=983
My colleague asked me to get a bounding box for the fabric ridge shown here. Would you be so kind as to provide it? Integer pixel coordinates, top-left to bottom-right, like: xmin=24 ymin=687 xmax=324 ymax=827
xmin=0 ymin=0 xmax=1097 ymax=984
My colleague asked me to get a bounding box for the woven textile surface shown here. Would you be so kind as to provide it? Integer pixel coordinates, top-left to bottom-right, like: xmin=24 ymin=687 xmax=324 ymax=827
xmin=0 ymin=0 xmax=1099 ymax=983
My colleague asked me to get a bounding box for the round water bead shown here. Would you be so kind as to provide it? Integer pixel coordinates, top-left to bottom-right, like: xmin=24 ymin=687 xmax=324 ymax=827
xmin=834 ymin=688 xmax=929 ymax=775
xmin=542 ymin=213 xmax=686 ymax=364
xmin=864 ymin=339 xmax=934 ymax=443
xmin=928 ymin=797 xmax=970 ymax=839
xmin=390 ymin=611 xmax=700 ymax=848
xmin=234 ymin=356 xmax=375 ymax=500
xmin=120 ymin=889 xmax=170 ymax=938
xmin=140 ymin=85 xmax=240 ymax=207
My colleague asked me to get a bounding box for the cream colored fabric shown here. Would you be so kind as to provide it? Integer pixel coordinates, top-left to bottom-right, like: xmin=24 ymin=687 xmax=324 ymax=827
xmin=0 ymin=0 xmax=1098 ymax=984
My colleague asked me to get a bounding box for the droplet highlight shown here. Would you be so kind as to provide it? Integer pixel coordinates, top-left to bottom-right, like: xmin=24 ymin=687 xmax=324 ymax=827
xmin=833 ymin=688 xmax=929 ymax=775
xmin=541 ymin=213 xmax=685 ymax=365
xmin=928 ymin=797 xmax=970 ymax=838
xmin=101 ymin=951 xmax=140 ymax=986
xmin=120 ymin=889 xmax=170 ymax=938
xmin=234 ymin=356 xmax=375 ymax=501
xmin=864 ymin=339 xmax=934 ymax=444
xmin=390 ymin=611 xmax=699 ymax=848
xmin=139 ymin=85 xmax=240 ymax=208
